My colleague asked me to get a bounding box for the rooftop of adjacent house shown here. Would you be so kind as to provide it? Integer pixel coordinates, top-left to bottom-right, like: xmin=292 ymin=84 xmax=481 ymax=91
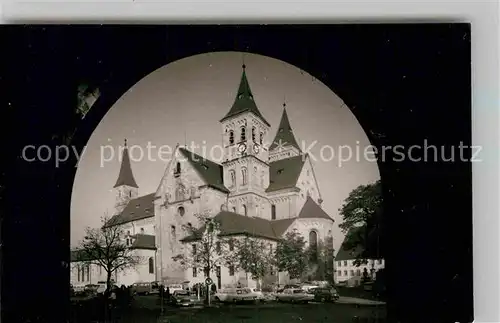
xmin=178 ymin=147 xmax=229 ymax=193
xmin=70 ymin=234 xmax=156 ymax=262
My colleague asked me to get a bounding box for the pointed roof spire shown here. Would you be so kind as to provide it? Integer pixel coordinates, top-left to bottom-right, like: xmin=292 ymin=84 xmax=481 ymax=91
xmin=269 ymin=104 xmax=301 ymax=151
xmin=220 ymin=64 xmax=270 ymax=126
xmin=114 ymin=139 xmax=138 ymax=188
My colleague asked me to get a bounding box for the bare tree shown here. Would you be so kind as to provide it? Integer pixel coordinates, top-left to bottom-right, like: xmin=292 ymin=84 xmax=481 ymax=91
xmin=75 ymin=216 xmax=143 ymax=296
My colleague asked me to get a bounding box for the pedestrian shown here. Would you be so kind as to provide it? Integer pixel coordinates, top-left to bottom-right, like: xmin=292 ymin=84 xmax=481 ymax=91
xmin=166 ymin=286 xmax=170 ymax=302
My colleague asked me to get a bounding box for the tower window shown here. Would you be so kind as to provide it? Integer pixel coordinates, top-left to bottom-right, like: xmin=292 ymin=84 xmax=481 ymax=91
xmin=229 ymin=170 xmax=236 ymax=187
xmin=243 ymin=205 xmax=247 ymax=216
xmin=171 ymin=225 xmax=176 ymax=238
xmin=240 ymin=126 xmax=246 ymax=142
xmin=229 ymin=130 xmax=234 ymax=145
xmin=178 ymin=206 xmax=185 ymax=216
xmin=232 ymin=207 xmax=236 ymax=212
xmin=140 ymin=228 xmax=145 ymax=234
xmin=260 ymin=132 xmax=264 ymax=145
xmin=175 ymin=162 xmax=181 ymax=175
xmin=175 ymin=183 xmax=185 ymax=201
xmin=271 ymin=204 xmax=276 ymax=220
xmin=241 ymin=167 xmax=247 ymax=185
xmin=252 ymin=127 xmax=256 ymax=142
xmin=148 ymin=257 xmax=154 ymax=274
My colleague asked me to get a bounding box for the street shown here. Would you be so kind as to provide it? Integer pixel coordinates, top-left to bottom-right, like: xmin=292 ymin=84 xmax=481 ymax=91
xmin=91 ymin=295 xmax=386 ymax=323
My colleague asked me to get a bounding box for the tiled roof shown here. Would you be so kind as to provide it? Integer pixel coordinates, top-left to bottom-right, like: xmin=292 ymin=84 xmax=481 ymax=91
xmin=181 ymin=211 xmax=296 ymax=242
xmin=105 ymin=193 xmax=155 ymax=227
xmin=70 ymin=249 xmax=100 ymax=262
xmin=266 ymin=155 xmax=305 ymax=192
xmin=220 ymin=66 xmax=270 ymax=126
xmin=269 ymin=107 xmax=301 ymax=151
xmin=270 ymin=218 xmax=297 ymax=236
xmin=335 ymin=227 xmax=365 ymax=261
xmin=129 ymin=234 xmax=156 ymax=250
xmin=179 ymin=148 xmax=229 ymax=193
xmin=298 ymin=197 xmax=334 ymax=222
xmin=114 ymin=141 xmax=138 ymax=188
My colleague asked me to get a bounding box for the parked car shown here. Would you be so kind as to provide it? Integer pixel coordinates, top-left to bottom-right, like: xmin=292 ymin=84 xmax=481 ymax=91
xmin=242 ymin=288 xmax=266 ymax=302
xmin=84 ymin=284 xmax=99 ymax=295
xmin=73 ymin=284 xmax=86 ymax=295
xmin=300 ymin=283 xmax=319 ymax=292
xmin=214 ymin=288 xmax=257 ymax=303
xmin=276 ymin=284 xmax=301 ymax=293
xmin=95 ymin=281 xmax=108 ymax=294
xmin=276 ymin=288 xmax=314 ymax=303
xmin=169 ymin=290 xmax=194 ymax=307
xmin=131 ymin=282 xmax=158 ymax=295
xmin=312 ymin=287 xmax=340 ymax=303
xmin=166 ymin=284 xmax=184 ymax=294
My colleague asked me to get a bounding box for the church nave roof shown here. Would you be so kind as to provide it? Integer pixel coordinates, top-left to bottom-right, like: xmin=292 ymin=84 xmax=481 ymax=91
xmin=105 ymin=193 xmax=155 ymax=227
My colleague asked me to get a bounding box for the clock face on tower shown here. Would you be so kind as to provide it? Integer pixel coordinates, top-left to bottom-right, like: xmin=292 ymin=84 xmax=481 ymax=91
xmin=253 ymin=145 xmax=259 ymax=154
xmin=238 ymin=143 xmax=247 ymax=153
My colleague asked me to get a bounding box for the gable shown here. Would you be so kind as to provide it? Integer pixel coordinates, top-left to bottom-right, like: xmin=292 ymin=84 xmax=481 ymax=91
xmin=266 ymin=155 xmax=305 ymax=193
xmin=179 ymin=148 xmax=229 ymax=193
xmin=106 ymin=193 xmax=155 ymax=227
xmin=295 ymin=155 xmax=322 ymax=200
xmin=298 ymin=197 xmax=334 ymax=221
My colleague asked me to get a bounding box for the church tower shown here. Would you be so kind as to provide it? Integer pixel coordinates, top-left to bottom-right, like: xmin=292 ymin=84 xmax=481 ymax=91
xmin=219 ymin=64 xmax=271 ymax=218
xmin=113 ymin=139 xmax=139 ymax=215
xmin=268 ymin=104 xmax=302 ymax=162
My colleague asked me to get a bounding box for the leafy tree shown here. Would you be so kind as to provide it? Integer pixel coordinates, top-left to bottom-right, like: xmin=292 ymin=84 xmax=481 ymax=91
xmin=234 ymin=236 xmax=274 ymax=288
xmin=172 ymin=212 xmax=235 ymax=300
xmin=306 ymin=236 xmax=335 ymax=283
xmin=75 ymin=216 xmax=142 ymax=296
xmin=77 ymin=83 xmax=100 ymax=119
xmin=275 ymin=229 xmax=309 ymax=280
xmin=338 ymin=180 xmax=383 ymax=264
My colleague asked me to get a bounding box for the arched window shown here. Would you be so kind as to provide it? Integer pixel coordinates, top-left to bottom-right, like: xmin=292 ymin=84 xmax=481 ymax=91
xmin=229 ymin=130 xmax=234 ymax=145
xmin=252 ymin=127 xmax=256 ymax=142
xmin=271 ymin=205 xmax=276 ymax=220
xmin=260 ymin=132 xmax=264 ymax=145
xmin=241 ymin=167 xmax=247 ymax=185
xmin=229 ymin=170 xmax=236 ymax=187
xmin=232 ymin=207 xmax=236 ymax=212
xmin=175 ymin=183 xmax=185 ymax=200
xmin=129 ymin=191 xmax=132 ymax=197
xmin=240 ymin=126 xmax=246 ymax=141
xmin=148 ymin=257 xmax=154 ymax=274
xmin=178 ymin=206 xmax=185 ymax=216
xmin=175 ymin=162 xmax=181 ymax=175
xmin=140 ymin=228 xmax=145 ymax=234
xmin=243 ymin=204 xmax=247 ymax=216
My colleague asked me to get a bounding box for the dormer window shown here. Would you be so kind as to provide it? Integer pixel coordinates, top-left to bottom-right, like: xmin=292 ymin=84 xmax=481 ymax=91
xmin=201 ymin=164 xmax=208 ymax=170
xmin=229 ymin=130 xmax=234 ymax=145
xmin=277 ymin=169 xmax=284 ymax=175
xmin=279 ymin=128 xmax=284 ymax=132
xmin=240 ymin=126 xmax=246 ymax=142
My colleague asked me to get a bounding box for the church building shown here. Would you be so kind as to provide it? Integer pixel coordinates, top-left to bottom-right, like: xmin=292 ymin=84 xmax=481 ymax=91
xmin=103 ymin=65 xmax=336 ymax=288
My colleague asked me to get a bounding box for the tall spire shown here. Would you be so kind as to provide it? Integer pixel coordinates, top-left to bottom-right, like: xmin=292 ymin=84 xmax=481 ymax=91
xmin=220 ymin=64 xmax=270 ymax=126
xmin=114 ymin=139 xmax=138 ymax=188
xmin=269 ymin=104 xmax=301 ymax=151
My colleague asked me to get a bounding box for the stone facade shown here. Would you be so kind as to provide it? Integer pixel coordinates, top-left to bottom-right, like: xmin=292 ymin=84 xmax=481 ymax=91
xmin=79 ymin=65 xmax=338 ymax=289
